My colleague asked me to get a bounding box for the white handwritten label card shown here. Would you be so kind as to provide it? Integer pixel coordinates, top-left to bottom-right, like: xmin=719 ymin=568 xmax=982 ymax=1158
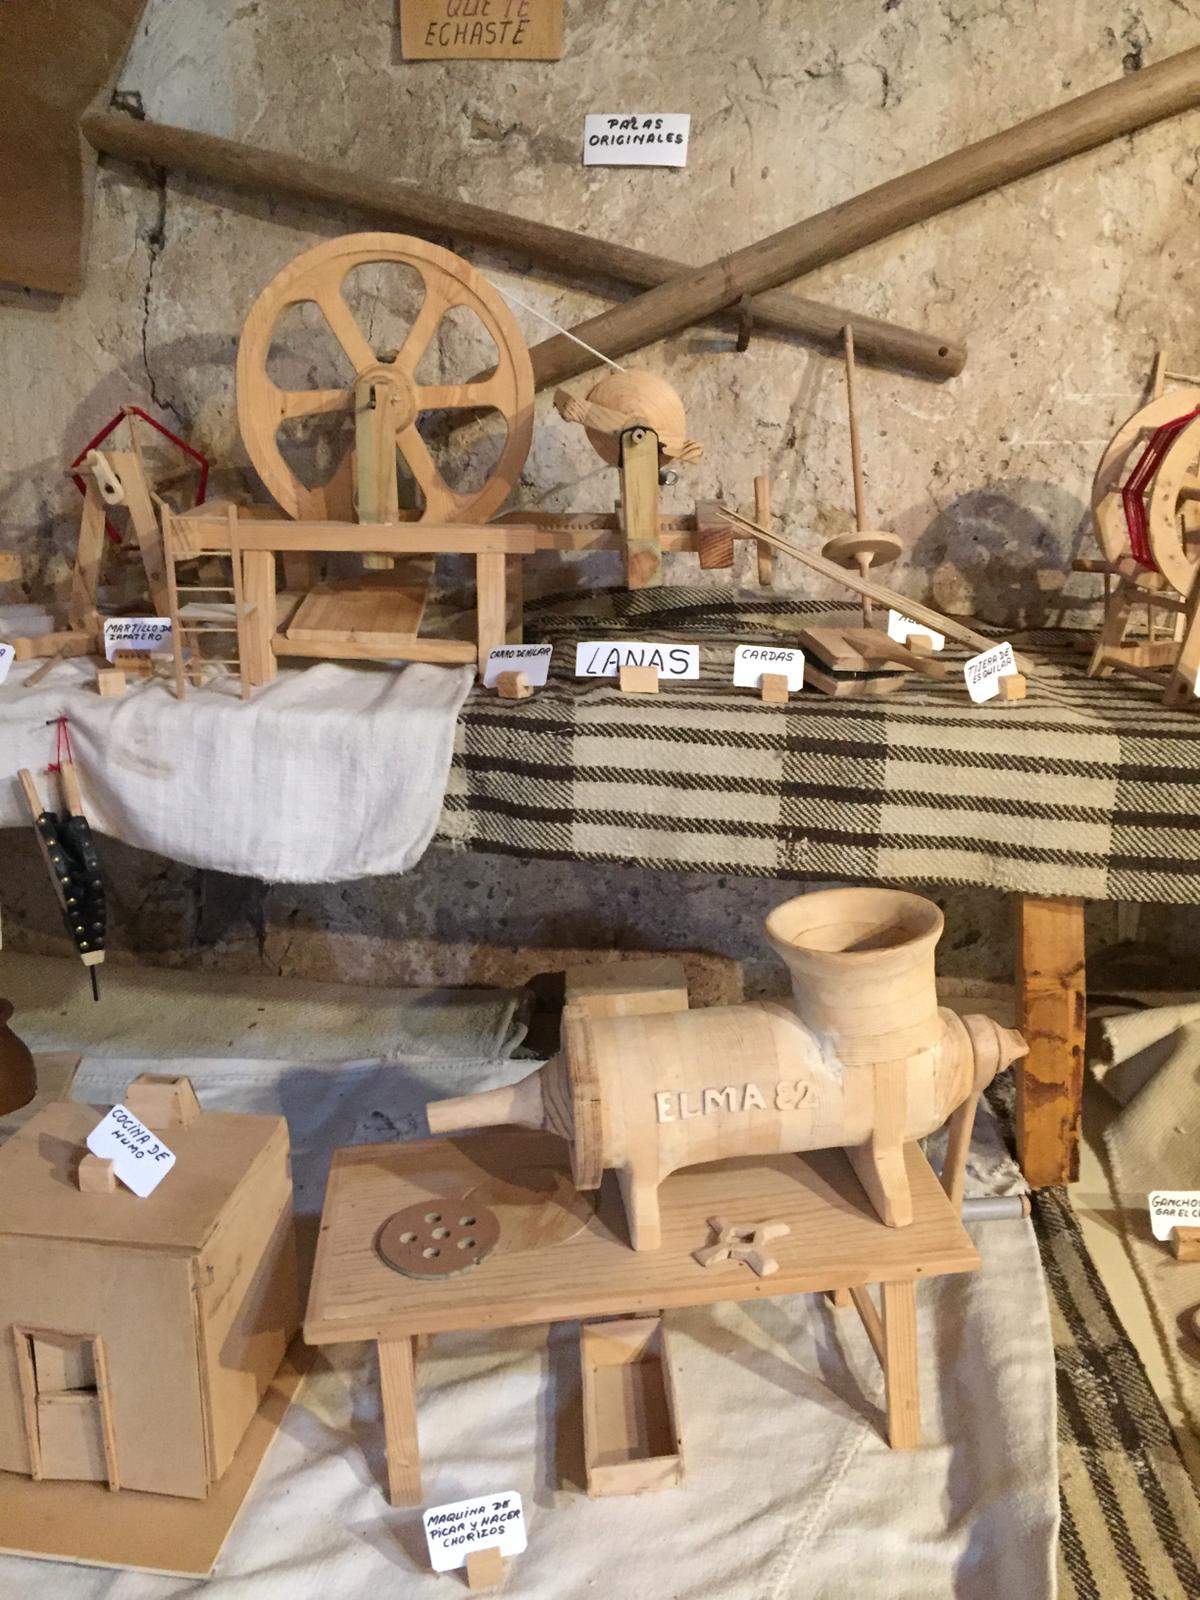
xmin=0 ymin=643 xmax=13 ymax=687
xmin=583 ymin=113 xmax=690 ymax=167
xmin=1149 ymin=1190 xmax=1200 ymax=1241
xmin=86 ymin=1105 xmax=176 ymax=1198
xmin=424 ymin=1491 xmax=526 ymax=1573
xmin=733 ymin=644 xmax=805 ymax=691
xmin=103 ymin=618 xmax=172 ymax=661
xmin=887 ymin=610 xmax=945 ymax=651
xmin=963 ymin=641 xmax=1017 ymax=704
xmin=575 ymin=641 xmax=700 ymax=680
xmin=483 ymin=642 xmax=552 ymax=688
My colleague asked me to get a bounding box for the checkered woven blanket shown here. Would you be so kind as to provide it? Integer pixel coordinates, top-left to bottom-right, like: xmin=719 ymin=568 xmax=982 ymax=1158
xmin=433 ymin=589 xmax=1200 ymax=904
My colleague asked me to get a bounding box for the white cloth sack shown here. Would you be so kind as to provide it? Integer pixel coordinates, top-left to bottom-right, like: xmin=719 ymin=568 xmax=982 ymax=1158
xmin=0 ymin=1053 xmax=1059 ymax=1600
xmin=0 ymin=653 xmax=473 ymax=881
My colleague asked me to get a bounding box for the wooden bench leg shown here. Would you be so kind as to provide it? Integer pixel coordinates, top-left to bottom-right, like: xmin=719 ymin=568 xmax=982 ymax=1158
xmin=378 ymin=1335 xmax=421 ymax=1505
xmin=1015 ymin=894 xmax=1085 ymax=1188
xmin=880 ymin=1281 xmax=920 ymax=1449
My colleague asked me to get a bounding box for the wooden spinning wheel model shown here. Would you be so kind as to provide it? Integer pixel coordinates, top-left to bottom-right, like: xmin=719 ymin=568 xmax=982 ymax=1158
xmin=157 ymin=230 xmax=762 ymax=698
xmin=1082 ymin=351 xmax=1200 ymax=707
xmin=236 ymin=233 xmax=534 ymax=526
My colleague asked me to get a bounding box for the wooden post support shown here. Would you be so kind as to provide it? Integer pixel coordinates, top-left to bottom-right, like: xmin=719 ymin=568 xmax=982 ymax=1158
xmin=619 ymin=664 xmax=659 ymax=694
xmin=1015 ymin=895 xmax=1085 ymax=1187
xmin=618 ymin=426 xmax=662 ymax=589
xmin=466 ymin=1547 xmax=505 ymax=1590
xmin=881 ymin=1280 xmax=920 ymax=1449
xmin=378 ymin=1335 xmax=421 ymax=1506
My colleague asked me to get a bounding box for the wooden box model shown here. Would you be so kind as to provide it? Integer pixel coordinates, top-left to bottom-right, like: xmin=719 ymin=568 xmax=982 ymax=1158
xmin=0 ymin=1086 xmax=298 ymax=1499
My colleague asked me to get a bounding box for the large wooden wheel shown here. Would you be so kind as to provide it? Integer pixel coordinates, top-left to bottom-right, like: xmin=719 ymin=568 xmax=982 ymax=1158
xmin=236 ymin=233 xmax=534 ymax=523
xmin=1092 ymin=388 xmax=1200 ymax=567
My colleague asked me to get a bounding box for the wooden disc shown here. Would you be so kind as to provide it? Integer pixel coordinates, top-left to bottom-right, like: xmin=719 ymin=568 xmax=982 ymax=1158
xmin=377 ymin=1197 xmax=499 ymax=1278
xmin=820 ymin=531 xmax=903 ymax=568
xmin=583 ymin=370 xmax=687 ymax=466
xmin=464 ymin=1165 xmax=595 ymax=1256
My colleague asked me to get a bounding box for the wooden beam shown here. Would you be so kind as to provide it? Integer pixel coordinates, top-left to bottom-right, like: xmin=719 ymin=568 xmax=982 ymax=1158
xmin=79 ymin=109 xmax=963 ymax=380
xmin=1016 ymin=894 xmax=1086 ymax=1187
xmin=518 ymin=47 xmax=1200 ymax=388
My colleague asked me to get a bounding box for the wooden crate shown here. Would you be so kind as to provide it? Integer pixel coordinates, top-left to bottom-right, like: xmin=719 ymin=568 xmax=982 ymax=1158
xmin=580 ymin=1316 xmax=683 ymax=1496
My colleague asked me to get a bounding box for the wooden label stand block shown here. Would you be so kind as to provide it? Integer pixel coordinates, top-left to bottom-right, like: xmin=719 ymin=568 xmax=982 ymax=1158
xmin=77 ymin=1154 xmax=116 ymax=1193
xmin=95 ymin=669 xmax=126 ymax=698
xmin=760 ymin=672 xmax=790 ymax=704
xmin=619 ymin=664 xmax=659 ymax=694
xmin=495 ymin=670 xmax=532 ymax=700
xmin=466 ymin=1546 xmax=506 ymax=1590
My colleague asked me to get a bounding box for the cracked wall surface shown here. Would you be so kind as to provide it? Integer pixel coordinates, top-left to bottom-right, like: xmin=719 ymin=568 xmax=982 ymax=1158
xmin=1 ymin=0 xmax=1199 ymax=984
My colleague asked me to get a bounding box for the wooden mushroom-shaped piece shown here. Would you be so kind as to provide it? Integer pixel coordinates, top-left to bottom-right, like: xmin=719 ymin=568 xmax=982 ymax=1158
xmin=820 ymin=531 xmax=904 ymax=625
xmin=554 ymin=371 xmax=703 ymax=467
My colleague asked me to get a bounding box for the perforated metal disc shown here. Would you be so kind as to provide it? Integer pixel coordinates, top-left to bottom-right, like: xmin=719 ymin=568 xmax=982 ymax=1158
xmin=376 ymin=1197 xmax=499 ymax=1278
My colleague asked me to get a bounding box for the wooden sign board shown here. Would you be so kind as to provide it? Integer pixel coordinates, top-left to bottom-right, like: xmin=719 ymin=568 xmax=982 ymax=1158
xmin=399 ymin=0 xmax=563 ymax=60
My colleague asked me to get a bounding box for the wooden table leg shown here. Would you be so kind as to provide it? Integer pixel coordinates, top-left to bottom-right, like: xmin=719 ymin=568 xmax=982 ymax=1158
xmin=1015 ymin=894 xmax=1086 ymax=1188
xmin=880 ymin=1281 xmax=920 ymax=1449
xmin=378 ymin=1335 xmax=421 ymax=1505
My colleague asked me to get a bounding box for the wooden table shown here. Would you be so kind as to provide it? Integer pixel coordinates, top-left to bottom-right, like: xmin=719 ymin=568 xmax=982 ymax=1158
xmin=304 ymin=1130 xmax=980 ymax=1504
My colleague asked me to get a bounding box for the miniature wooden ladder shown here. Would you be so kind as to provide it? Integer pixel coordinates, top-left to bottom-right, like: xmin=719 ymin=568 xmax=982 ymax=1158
xmin=162 ymin=503 xmax=252 ymax=700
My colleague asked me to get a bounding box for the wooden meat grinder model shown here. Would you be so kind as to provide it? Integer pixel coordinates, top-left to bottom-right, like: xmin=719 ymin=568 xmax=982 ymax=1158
xmin=157 ymin=231 xmax=765 ymax=696
xmin=428 ymin=887 xmax=1027 ymax=1249
xmin=1081 ymin=351 xmax=1200 ymax=705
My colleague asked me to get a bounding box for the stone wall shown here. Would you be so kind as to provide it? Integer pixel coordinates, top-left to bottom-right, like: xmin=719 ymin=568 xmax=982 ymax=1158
xmin=1 ymin=0 xmax=1197 ymax=985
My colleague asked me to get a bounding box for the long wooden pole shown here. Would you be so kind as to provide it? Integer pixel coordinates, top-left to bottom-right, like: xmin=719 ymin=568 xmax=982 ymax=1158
xmin=522 ymin=47 xmax=1200 ymax=388
xmin=718 ymin=504 xmax=1034 ymax=673
xmin=79 ymin=108 xmax=962 ymax=381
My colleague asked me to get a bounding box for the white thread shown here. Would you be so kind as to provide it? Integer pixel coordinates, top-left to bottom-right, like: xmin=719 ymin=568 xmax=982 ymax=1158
xmin=486 ymin=278 xmax=625 ymax=373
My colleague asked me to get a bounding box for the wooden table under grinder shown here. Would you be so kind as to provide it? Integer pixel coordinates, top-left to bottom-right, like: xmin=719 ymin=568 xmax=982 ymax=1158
xmin=304 ymin=1129 xmax=979 ymax=1504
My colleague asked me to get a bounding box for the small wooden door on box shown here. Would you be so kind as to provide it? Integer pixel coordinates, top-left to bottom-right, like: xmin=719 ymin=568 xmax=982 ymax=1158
xmin=12 ymin=1328 xmax=118 ymax=1488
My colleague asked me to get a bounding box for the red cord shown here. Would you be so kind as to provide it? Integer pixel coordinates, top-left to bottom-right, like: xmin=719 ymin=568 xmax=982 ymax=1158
xmin=68 ymin=405 xmax=210 ymax=543
xmin=1121 ymin=407 xmax=1200 ymax=570
xmin=47 ymin=715 xmax=73 ymax=775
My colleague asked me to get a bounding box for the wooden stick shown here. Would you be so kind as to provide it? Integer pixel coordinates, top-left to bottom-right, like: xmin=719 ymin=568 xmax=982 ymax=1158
xmin=717 ymin=504 xmax=1034 ymax=674
xmin=844 ymin=325 xmax=868 ymax=536
xmin=512 ymin=47 xmax=1200 ymax=388
xmin=78 ymin=110 xmax=964 ymax=382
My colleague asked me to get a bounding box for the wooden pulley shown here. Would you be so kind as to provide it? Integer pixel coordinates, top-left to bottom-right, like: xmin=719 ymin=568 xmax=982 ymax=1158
xmin=554 ymin=371 xmax=703 ymax=467
xmin=236 ymin=232 xmax=534 ymax=524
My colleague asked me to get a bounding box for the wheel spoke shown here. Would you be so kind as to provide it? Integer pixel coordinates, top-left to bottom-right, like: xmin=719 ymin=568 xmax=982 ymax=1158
xmin=416 ymin=376 xmax=506 ymax=411
xmin=394 ymin=293 xmax=448 ymax=378
xmin=396 ymin=423 xmax=465 ymax=522
xmin=275 ymin=387 xmax=350 ymax=420
xmin=314 ymin=289 xmax=376 ymax=373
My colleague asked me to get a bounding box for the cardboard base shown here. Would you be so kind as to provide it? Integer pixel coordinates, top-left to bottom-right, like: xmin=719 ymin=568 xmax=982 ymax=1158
xmin=0 ymin=1339 xmax=310 ymax=1578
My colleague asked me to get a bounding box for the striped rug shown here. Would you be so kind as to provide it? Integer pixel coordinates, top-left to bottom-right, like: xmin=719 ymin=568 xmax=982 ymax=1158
xmin=434 ymin=589 xmax=1200 ymax=904
xmin=1035 ymin=1185 xmax=1200 ymax=1600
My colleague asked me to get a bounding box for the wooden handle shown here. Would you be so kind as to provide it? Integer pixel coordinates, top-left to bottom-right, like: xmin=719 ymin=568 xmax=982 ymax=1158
xmin=79 ymin=111 xmax=964 ymax=381
xmin=522 ymin=48 xmax=1200 ymax=389
xmin=17 ymin=769 xmax=44 ymax=820
xmin=57 ymin=760 xmax=83 ymax=816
